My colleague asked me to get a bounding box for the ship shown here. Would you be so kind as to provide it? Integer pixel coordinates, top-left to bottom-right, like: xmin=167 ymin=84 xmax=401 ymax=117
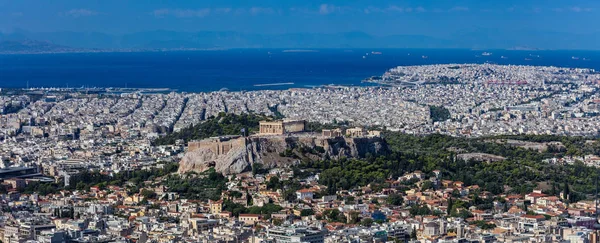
xmin=572 ymin=56 xmax=580 ymax=60
xmin=371 ymin=51 xmax=382 ymax=55
xmin=482 ymin=52 xmax=492 ymax=56
xmin=501 ymin=56 xmax=508 ymax=59
xmin=422 ymin=55 xmax=428 ymax=59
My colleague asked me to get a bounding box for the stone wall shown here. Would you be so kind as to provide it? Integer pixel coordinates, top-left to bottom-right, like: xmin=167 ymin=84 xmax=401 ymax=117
xmin=187 ymin=136 xmax=246 ymax=156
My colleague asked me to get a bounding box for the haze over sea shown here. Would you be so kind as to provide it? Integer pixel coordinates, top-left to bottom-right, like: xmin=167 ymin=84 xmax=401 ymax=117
xmin=1 ymin=49 xmax=600 ymax=92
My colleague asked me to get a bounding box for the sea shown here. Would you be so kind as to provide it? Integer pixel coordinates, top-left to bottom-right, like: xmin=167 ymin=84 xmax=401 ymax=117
xmin=1 ymin=49 xmax=600 ymax=92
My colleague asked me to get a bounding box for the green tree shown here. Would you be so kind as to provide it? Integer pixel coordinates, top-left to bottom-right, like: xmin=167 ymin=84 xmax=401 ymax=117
xmin=141 ymin=189 xmax=157 ymax=199
xmin=300 ymin=209 xmax=314 ymax=217
xmin=360 ymin=218 xmax=374 ymax=227
xmin=386 ymin=194 xmax=404 ymax=206
xmin=267 ymin=176 xmax=281 ymax=190
xmin=421 ymin=181 xmax=434 ymax=190
xmin=229 ymin=191 xmax=243 ymax=199
xmin=272 ymin=218 xmax=283 ymax=226
xmin=447 ymin=197 xmax=453 ymax=215
xmin=563 ymin=181 xmax=570 ymax=202
xmin=349 ymin=211 xmax=360 ymax=224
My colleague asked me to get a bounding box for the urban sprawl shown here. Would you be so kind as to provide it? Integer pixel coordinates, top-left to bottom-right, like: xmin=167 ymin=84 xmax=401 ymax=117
xmin=1 ymin=64 xmax=600 ymax=243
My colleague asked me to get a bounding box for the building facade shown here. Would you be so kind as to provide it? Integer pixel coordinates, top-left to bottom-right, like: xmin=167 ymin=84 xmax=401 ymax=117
xmin=267 ymin=226 xmax=326 ymax=243
xmin=259 ymin=120 xmax=305 ymax=135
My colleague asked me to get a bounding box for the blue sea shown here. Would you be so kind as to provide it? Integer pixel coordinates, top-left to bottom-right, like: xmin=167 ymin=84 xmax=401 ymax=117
xmin=1 ymin=49 xmax=600 ymax=92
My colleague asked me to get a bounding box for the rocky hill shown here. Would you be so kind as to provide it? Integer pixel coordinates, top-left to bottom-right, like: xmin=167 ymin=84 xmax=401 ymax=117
xmin=178 ymin=135 xmax=389 ymax=175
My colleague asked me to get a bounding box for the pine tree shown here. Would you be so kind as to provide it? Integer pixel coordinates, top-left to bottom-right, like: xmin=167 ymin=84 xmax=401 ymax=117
xmin=447 ymin=197 xmax=453 ymax=216
xmin=563 ymin=181 xmax=570 ymax=203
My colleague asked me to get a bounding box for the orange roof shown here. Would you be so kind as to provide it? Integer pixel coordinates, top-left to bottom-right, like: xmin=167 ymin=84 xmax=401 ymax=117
xmin=521 ymin=214 xmax=545 ymax=219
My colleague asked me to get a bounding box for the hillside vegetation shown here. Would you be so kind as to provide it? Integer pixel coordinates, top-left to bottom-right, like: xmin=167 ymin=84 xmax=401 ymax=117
xmin=299 ymin=132 xmax=600 ymax=202
xmin=153 ymin=112 xmax=269 ymax=145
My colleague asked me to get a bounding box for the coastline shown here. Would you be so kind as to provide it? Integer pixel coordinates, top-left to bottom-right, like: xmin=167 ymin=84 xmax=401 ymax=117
xmin=2 ymin=49 xmax=600 ymax=93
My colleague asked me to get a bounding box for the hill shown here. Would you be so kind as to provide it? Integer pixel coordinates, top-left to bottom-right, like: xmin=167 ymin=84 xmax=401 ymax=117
xmin=298 ymin=132 xmax=600 ymax=202
xmin=179 ymin=135 xmax=389 ymax=175
xmin=153 ymin=112 xmax=267 ymax=146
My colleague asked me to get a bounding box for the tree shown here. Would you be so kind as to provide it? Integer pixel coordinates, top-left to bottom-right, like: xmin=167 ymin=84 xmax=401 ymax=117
xmin=323 ymin=209 xmax=346 ymax=223
xmin=272 ymin=218 xmax=283 ymax=226
xmin=563 ymin=181 xmax=570 ymax=203
xmin=300 ymin=209 xmax=314 ymax=217
xmin=349 ymin=211 xmax=360 ymax=224
xmin=360 ymin=218 xmax=374 ymax=227
xmin=141 ymin=189 xmax=157 ymax=199
xmin=229 ymin=191 xmax=243 ymax=199
xmin=76 ymin=182 xmax=87 ymax=191
xmin=410 ymin=226 xmax=417 ymax=240
xmin=386 ymin=194 xmax=404 ymax=206
xmin=267 ymin=176 xmax=281 ymax=190
xmin=252 ymin=163 xmax=266 ymax=176
xmin=551 ymin=182 xmax=558 ymax=196
xmin=447 ymin=197 xmax=453 ymax=215
xmin=421 ymin=181 xmax=434 ymax=190
xmin=429 ymin=105 xmax=451 ymax=122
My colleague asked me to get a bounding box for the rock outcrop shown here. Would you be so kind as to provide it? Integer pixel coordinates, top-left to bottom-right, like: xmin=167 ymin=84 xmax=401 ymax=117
xmin=178 ymin=135 xmax=389 ymax=175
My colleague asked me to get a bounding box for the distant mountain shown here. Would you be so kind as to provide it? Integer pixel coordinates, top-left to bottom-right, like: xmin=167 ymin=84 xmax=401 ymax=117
xmin=0 ymin=40 xmax=83 ymax=54
xmin=1 ymin=29 xmax=600 ymax=50
xmin=0 ymin=29 xmax=118 ymax=49
xmin=452 ymin=28 xmax=600 ymax=50
xmin=0 ymin=30 xmax=456 ymax=49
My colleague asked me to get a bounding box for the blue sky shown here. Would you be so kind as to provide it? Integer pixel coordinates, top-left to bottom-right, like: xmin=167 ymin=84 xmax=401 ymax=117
xmin=0 ymin=0 xmax=598 ymax=37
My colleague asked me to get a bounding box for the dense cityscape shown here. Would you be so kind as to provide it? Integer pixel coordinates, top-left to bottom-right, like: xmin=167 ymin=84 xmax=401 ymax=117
xmin=2 ymin=63 xmax=600 ymax=243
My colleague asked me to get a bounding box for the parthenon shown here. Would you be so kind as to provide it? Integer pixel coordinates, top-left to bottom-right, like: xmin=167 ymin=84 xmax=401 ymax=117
xmin=259 ymin=120 xmax=305 ymax=135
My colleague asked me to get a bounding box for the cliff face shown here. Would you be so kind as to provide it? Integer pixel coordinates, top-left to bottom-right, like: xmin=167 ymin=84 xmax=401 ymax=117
xmin=178 ymin=135 xmax=389 ymax=175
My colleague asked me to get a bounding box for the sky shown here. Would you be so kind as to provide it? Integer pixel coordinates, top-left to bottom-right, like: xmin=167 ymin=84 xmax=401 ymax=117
xmin=0 ymin=0 xmax=598 ymax=38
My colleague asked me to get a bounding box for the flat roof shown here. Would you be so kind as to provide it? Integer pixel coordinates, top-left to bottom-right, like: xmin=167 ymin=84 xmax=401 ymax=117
xmin=0 ymin=167 xmax=36 ymax=173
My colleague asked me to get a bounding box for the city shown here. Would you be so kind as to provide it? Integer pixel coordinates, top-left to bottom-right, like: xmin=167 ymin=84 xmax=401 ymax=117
xmin=1 ymin=63 xmax=600 ymax=242
xmin=2 ymin=0 xmax=600 ymax=242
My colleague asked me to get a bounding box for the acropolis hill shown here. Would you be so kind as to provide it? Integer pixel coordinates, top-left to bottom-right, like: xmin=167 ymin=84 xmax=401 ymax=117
xmin=178 ymin=120 xmax=388 ymax=175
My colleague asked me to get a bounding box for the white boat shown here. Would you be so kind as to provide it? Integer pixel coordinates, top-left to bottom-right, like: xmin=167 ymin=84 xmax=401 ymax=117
xmin=482 ymin=52 xmax=492 ymax=56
